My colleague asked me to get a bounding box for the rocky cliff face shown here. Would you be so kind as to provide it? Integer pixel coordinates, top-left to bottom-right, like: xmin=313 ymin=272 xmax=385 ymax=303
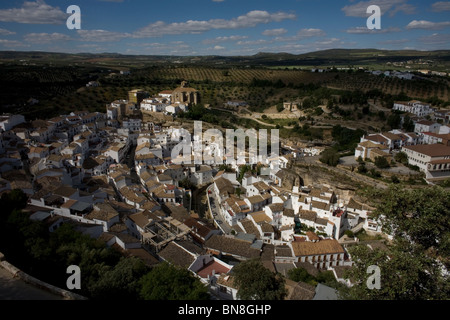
xmin=291 ymin=164 xmax=359 ymax=192
xmin=276 ymin=168 xmax=303 ymax=190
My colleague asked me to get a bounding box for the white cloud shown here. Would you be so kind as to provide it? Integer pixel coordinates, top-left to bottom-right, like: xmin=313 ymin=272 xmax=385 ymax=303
xmin=202 ymin=35 xmax=248 ymax=44
xmin=431 ymin=1 xmax=450 ymax=11
xmin=346 ymin=26 xmax=401 ymax=34
xmin=237 ymin=39 xmax=269 ymax=46
xmin=406 ymin=20 xmax=450 ymax=30
xmin=0 ymin=0 xmax=67 ymax=24
xmin=262 ymin=28 xmax=287 ymax=36
xmin=77 ymin=30 xmax=130 ymax=42
xmin=274 ymin=28 xmax=326 ymax=42
xmin=297 ymin=28 xmax=326 ymax=38
xmin=125 ymin=41 xmax=193 ymax=55
xmin=0 ymin=28 xmax=16 ymax=36
xmin=213 ymin=45 xmax=225 ymax=50
xmin=0 ymin=39 xmax=30 ymax=48
xmin=418 ymin=33 xmax=450 ymax=45
xmin=24 ymin=32 xmax=72 ymax=43
xmin=342 ymin=0 xmax=415 ymax=17
xmin=377 ymin=39 xmax=409 ymax=45
xmin=133 ymin=10 xmax=296 ymax=38
xmin=240 ymin=37 xmax=350 ymax=55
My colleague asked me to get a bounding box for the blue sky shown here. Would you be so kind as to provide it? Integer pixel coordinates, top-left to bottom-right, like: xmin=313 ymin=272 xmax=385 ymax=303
xmin=0 ymin=0 xmax=449 ymax=55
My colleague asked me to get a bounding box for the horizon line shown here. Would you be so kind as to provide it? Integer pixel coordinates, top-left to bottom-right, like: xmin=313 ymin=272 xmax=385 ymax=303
xmin=0 ymin=47 xmax=448 ymax=58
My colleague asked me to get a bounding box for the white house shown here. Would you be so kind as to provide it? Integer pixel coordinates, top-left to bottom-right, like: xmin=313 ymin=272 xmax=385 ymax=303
xmin=415 ymin=120 xmax=441 ymax=134
xmin=103 ymin=142 xmax=129 ymax=164
xmin=190 ymin=165 xmax=214 ymax=185
xmin=165 ymin=104 xmax=180 ymax=115
xmin=122 ymin=118 xmax=142 ymax=132
xmin=402 ymin=144 xmax=450 ymax=182
xmin=126 ymin=212 xmax=152 ymax=240
xmin=393 ymin=101 xmax=433 ymax=117
xmin=264 ymin=202 xmax=284 ymax=229
xmin=189 ymin=255 xmax=233 ymax=291
xmin=291 ymin=239 xmax=346 ymax=270
xmin=0 ymin=114 xmax=26 ymax=132
xmin=141 ymin=99 xmax=168 ymax=113
xmin=86 ymin=203 xmax=120 ymax=232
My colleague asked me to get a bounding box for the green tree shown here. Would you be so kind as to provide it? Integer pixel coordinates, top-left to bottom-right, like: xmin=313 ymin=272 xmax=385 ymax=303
xmin=374 ymin=156 xmax=390 ymax=169
xmin=331 ymin=125 xmax=365 ymax=152
xmin=236 ymin=188 xmax=242 ymax=198
xmin=287 ymin=267 xmax=316 ymax=285
xmin=387 ymin=113 xmax=401 ymax=129
xmin=402 ymin=115 xmax=415 ymax=132
xmin=394 ymin=151 xmax=408 ymax=165
xmin=357 ymin=163 xmax=368 ymax=174
xmin=179 ymin=177 xmax=195 ymax=190
xmin=376 ymin=186 xmax=450 ymax=256
xmin=320 ymin=148 xmax=340 ymax=167
xmin=390 ymin=175 xmax=400 ymax=184
xmin=140 ymin=263 xmax=209 ymax=300
xmin=340 ymin=185 xmax=450 ymax=300
xmin=232 ymin=259 xmax=287 ymax=300
xmin=237 ymin=165 xmax=251 ymax=183
xmin=90 ymin=257 xmax=149 ymax=300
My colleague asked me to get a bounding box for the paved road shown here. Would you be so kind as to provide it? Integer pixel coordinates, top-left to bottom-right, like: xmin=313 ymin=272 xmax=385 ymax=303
xmin=0 ymin=266 xmax=64 ymax=300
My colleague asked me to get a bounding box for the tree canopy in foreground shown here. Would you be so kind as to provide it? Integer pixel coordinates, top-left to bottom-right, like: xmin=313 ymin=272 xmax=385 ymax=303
xmin=232 ymin=259 xmax=287 ymax=300
xmin=340 ymin=185 xmax=450 ymax=300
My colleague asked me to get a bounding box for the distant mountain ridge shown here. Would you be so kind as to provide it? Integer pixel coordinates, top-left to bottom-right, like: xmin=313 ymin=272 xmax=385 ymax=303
xmin=1 ymin=49 xmax=449 ymax=67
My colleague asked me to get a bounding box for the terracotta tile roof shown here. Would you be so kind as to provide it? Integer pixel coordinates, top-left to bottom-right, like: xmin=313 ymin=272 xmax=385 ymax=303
xmin=86 ymin=203 xmax=119 ymax=221
xmin=252 ymin=181 xmax=271 ymax=192
xmin=248 ymin=211 xmax=272 ymax=224
xmin=381 ymin=132 xmax=402 ymax=140
xmin=204 ymin=235 xmax=261 ymax=259
xmin=260 ymin=222 xmax=274 ymax=233
xmin=416 ymin=120 xmax=435 ymax=126
xmin=366 ymin=134 xmax=388 ymax=144
xmin=268 ymin=203 xmax=284 ymax=212
xmin=299 ymin=210 xmax=317 ymax=222
xmin=239 ymin=219 xmax=260 ymax=239
xmin=196 ymin=260 xmax=231 ymax=279
xmin=306 ymin=231 xmax=320 ymax=241
xmin=247 ymin=195 xmax=265 ymax=204
xmin=291 ymin=239 xmax=345 ymax=257
xmin=275 ymin=246 xmax=293 ymax=257
xmin=215 ymin=177 xmax=234 ymax=196
xmin=311 ymin=200 xmax=329 ymax=211
xmin=216 ymin=274 xmax=238 ymax=289
xmin=283 ymin=208 xmax=295 ymax=218
xmin=286 ymin=279 xmax=316 ymax=300
xmin=183 ymin=217 xmax=216 ymax=239
xmin=128 ymin=212 xmax=151 ymax=229
xmin=403 ymin=144 xmax=450 ymax=157
xmin=158 ymin=242 xmax=196 ymax=269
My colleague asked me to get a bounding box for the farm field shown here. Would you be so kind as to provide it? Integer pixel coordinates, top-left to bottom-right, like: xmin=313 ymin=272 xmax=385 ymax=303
xmin=1 ymin=51 xmax=449 ymax=138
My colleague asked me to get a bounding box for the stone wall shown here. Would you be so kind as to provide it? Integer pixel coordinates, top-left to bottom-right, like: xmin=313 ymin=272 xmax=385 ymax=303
xmin=0 ymin=252 xmax=87 ymax=300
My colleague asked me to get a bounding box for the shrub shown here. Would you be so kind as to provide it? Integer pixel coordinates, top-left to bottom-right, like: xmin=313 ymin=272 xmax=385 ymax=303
xmin=394 ymin=152 xmax=408 ymax=165
xmin=320 ymin=148 xmax=340 ymax=167
xmin=391 ymin=175 xmax=400 ymax=184
xmin=344 ymin=230 xmax=355 ymax=237
xmin=375 ymin=156 xmax=390 ymax=169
